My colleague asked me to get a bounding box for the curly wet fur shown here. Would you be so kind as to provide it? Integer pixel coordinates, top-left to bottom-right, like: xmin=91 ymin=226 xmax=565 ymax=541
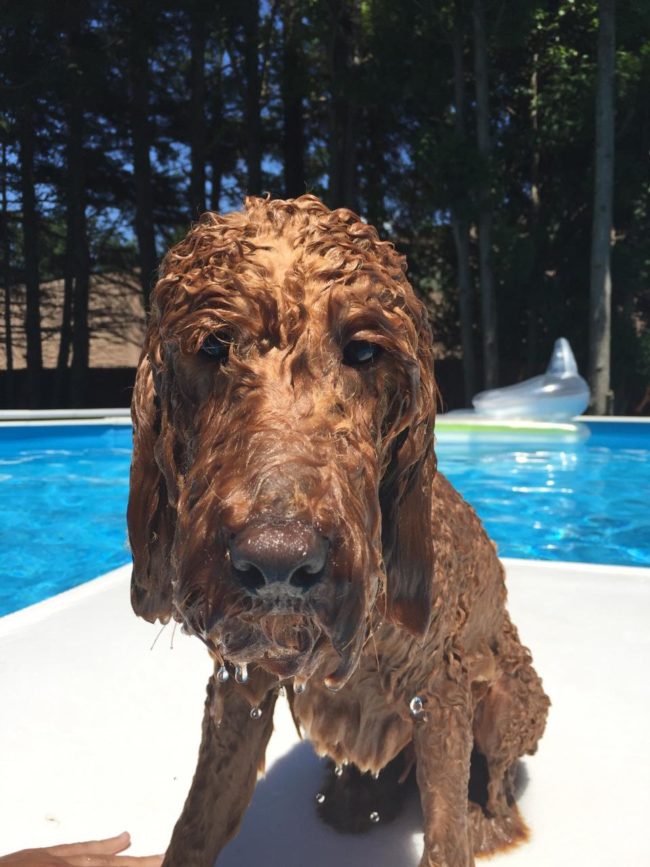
xmin=128 ymin=195 xmax=549 ymax=867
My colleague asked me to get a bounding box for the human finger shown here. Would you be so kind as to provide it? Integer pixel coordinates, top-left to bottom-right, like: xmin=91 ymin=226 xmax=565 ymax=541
xmin=45 ymin=833 xmax=131 ymax=857
xmin=65 ymin=856 xmax=163 ymax=866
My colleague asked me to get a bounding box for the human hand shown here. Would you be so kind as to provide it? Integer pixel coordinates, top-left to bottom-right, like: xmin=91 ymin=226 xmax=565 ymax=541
xmin=0 ymin=832 xmax=163 ymax=866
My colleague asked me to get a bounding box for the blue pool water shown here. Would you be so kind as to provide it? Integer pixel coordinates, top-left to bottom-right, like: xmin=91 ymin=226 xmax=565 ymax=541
xmin=437 ymin=422 xmax=650 ymax=567
xmin=0 ymin=424 xmax=133 ymax=616
xmin=0 ymin=420 xmax=648 ymax=616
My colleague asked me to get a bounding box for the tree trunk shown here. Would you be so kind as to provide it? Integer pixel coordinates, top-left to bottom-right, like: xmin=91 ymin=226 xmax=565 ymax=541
xmin=69 ymin=227 xmax=90 ymax=406
xmin=58 ymin=2 xmax=91 ymax=406
xmin=450 ymin=5 xmax=476 ymax=404
xmin=18 ymin=98 xmax=42 ymax=407
xmin=327 ymin=0 xmax=357 ymax=210
xmin=209 ymin=48 xmax=224 ymax=212
xmin=589 ymin=0 xmax=616 ymax=414
xmin=68 ymin=173 xmax=91 ymax=407
xmin=128 ymin=8 xmax=157 ymax=310
xmin=363 ymin=106 xmax=385 ymax=230
xmin=472 ymin=0 xmax=498 ymax=388
xmin=55 ymin=268 xmax=73 ymax=401
xmin=451 ymin=216 xmax=476 ymax=403
xmin=189 ymin=5 xmax=207 ymax=216
xmin=242 ymin=0 xmax=262 ymax=195
xmin=2 ymin=139 xmax=14 ymax=405
xmin=281 ymin=0 xmax=306 ymax=198
xmin=524 ymin=53 xmax=542 ymax=377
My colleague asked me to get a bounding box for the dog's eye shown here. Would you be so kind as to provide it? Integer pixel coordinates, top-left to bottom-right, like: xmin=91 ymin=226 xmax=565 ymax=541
xmin=342 ymin=340 xmax=382 ymax=367
xmin=200 ymin=333 xmax=230 ymax=363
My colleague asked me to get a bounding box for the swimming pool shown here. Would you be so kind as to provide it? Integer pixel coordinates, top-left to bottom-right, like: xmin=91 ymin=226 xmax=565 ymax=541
xmin=1 ymin=419 xmax=648 ymax=616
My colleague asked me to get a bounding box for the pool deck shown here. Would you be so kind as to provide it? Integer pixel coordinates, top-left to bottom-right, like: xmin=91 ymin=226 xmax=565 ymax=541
xmin=1 ymin=558 xmax=649 ymax=865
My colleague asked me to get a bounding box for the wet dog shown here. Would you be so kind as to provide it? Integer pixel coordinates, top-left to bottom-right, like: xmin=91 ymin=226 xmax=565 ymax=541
xmin=127 ymin=195 xmax=549 ymax=866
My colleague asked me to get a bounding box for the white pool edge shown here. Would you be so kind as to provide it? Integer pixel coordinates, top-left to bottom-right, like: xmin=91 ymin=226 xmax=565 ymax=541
xmin=0 ymin=408 xmax=132 ymax=427
xmin=0 ymin=563 xmax=132 ymax=635
xmin=2 ymin=556 xmax=648 ymax=638
xmin=1 ymin=556 xmax=649 ymax=863
xmin=1 ymin=409 xmax=649 ymax=426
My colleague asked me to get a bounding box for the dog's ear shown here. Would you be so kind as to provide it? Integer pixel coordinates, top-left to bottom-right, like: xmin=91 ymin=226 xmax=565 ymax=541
xmin=380 ymin=307 xmax=437 ymax=638
xmin=127 ymin=349 xmax=176 ymax=624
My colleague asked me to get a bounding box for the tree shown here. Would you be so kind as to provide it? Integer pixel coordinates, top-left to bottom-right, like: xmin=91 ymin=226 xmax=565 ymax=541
xmin=450 ymin=1 xmax=477 ymax=402
xmin=59 ymin=0 xmax=91 ymax=406
xmin=1 ymin=135 xmax=14 ymax=404
xmin=589 ymin=0 xmax=616 ymax=413
xmin=207 ymin=41 xmax=226 ymax=211
xmin=1 ymin=0 xmax=648 ymax=413
xmin=188 ymin=0 xmax=208 ymax=217
xmin=125 ymin=0 xmax=158 ymax=309
xmin=241 ymin=0 xmax=263 ymax=195
xmin=472 ymin=0 xmax=498 ymax=388
xmin=281 ymin=0 xmax=306 ymax=198
xmin=15 ymin=10 xmax=43 ymax=406
xmin=326 ymin=0 xmax=359 ymax=209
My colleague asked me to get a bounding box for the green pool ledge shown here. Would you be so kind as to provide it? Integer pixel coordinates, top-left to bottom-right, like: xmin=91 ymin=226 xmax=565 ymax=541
xmin=435 ymin=413 xmax=590 ymax=439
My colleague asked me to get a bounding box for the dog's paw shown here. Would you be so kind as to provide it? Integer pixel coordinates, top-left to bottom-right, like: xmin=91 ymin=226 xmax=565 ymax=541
xmin=315 ymin=755 xmax=409 ymax=834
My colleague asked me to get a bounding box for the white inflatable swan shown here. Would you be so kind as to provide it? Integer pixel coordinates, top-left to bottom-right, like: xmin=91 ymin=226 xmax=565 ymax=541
xmin=471 ymin=338 xmax=591 ymax=421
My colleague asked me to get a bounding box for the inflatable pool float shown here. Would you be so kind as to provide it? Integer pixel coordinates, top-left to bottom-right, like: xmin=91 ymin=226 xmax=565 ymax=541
xmin=471 ymin=338 xmax=590 ymax=421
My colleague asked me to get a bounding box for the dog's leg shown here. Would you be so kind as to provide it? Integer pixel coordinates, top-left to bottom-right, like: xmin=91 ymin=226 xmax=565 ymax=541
xmin=163 ymin=669 xmax=277 ymax=867
xmin=413 ymin=678 xmax=474 ymax=867
xmin=474 ymin=622 xmax=549 ymax=818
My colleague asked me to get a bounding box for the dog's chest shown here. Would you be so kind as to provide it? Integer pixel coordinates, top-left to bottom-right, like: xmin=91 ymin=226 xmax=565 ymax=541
xmin=291 ymin=673 xmax=412 ymax=774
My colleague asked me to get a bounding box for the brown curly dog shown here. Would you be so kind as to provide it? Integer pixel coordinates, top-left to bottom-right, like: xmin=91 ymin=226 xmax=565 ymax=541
xmin=127 ymin=195 xmax=549 ymax=867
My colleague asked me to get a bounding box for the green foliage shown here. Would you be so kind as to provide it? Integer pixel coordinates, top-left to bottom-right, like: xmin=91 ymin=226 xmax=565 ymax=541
xmin=1 ymin=0 xmax=649 ymax=411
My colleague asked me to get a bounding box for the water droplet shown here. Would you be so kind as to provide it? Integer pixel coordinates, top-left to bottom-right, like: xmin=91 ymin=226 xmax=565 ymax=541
xmin=334 ymin=764 xmax=344 ymax=777
xmin=369 ymin=811 xmax=380 ymax=823
xmin=216 ymin=665 xmax=229 ymax=683
xmin=315 ymin=793 xmax=326 ymax=804
xmin=235 ymin=664 xmax=248 ymax=684
xmin=371 ymin=771 xmax=380 ymax=780
xmin=294 ymin=678 xmax=306 ymax=694
xmin=409 ymin=695 xmax=425 ymax=717
xmin=250 ymin=707 xmax=262 ymax=720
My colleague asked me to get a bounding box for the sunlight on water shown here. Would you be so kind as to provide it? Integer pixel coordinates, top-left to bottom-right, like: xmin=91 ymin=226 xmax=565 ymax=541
xmin=437 ymin=425 xmax=650 ymax=569
xmin=1 ymin=421 xmax=649 ymax=617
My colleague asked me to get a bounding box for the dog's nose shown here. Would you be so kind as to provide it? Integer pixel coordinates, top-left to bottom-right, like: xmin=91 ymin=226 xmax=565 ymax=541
xmin=229 ymin=522 xmax=328 ymax=593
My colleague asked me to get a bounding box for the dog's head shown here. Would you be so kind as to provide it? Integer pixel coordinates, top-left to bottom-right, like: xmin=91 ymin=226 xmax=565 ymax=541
xmin=128 ymin=195 xmax=436 ymax=689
